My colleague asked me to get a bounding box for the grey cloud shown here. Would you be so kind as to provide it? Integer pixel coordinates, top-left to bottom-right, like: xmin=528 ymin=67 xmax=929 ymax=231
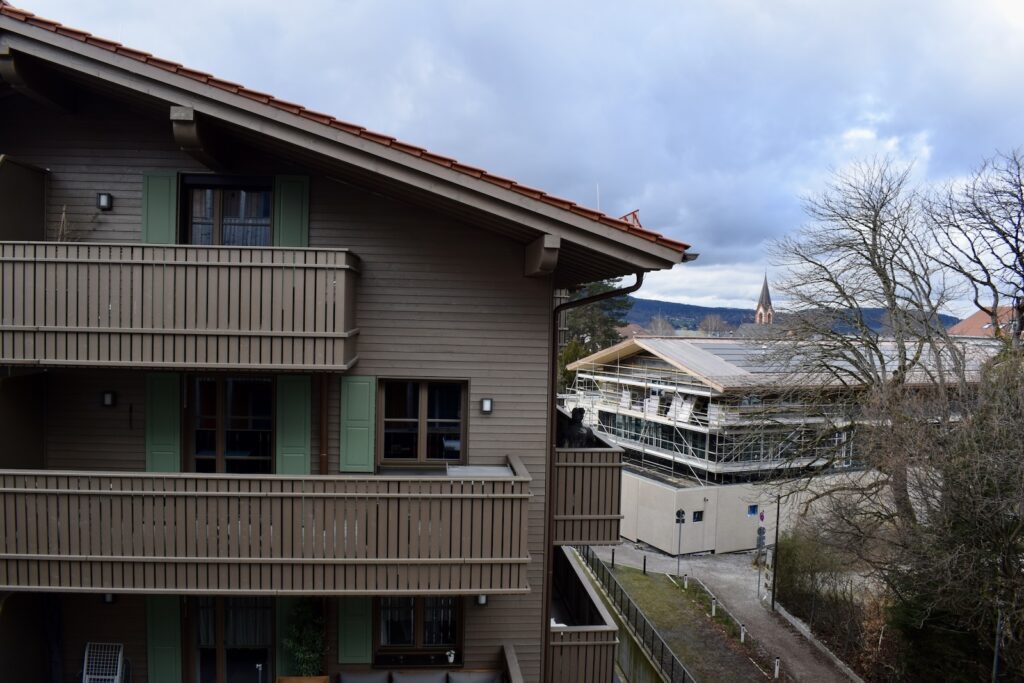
xmin=25 ymin=0 xmax=1024 ymax=300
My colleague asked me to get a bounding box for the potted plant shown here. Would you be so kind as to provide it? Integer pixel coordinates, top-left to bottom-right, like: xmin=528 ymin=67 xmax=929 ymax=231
xmin=277 ymin=598 xmax=329 ymax=683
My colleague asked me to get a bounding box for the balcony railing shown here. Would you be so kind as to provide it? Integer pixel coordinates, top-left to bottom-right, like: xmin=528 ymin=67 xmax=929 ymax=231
xmin=0 ymin=241 xmax=359 ymax=371
xmin=552 ymin=442 xmax=623 ymax=545
xmin=548 ymin=547 xmax=618 ymax=682
xmin=0 ymin=458 xmax=531 ymax=595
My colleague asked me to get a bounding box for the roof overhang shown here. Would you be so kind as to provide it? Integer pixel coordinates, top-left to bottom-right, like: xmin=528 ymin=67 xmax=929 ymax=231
xmin=0 ymin=12 xmax=691 ymax=285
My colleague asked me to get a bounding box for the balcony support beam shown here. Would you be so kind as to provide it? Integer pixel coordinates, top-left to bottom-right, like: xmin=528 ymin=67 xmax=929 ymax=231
xmin=170 ymin=106 xmax=231 ymax=171
xmin=525 ymin=234 xmax=560 ymax=277
xmin=0 ymin=47 xmax=74 ymax=112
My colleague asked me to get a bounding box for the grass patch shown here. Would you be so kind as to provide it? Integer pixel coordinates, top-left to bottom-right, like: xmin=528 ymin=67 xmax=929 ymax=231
xmin=612 ymin=565 xmax=767 ymax=682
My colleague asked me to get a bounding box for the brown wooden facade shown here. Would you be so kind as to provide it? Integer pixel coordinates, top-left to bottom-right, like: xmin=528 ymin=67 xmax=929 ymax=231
xmin=0 ymin=5 xmax=690 ymax=680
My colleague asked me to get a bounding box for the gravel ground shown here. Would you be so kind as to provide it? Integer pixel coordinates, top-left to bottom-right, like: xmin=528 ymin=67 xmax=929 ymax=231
xmin=595 ymin=544 xmax=856 ymax=683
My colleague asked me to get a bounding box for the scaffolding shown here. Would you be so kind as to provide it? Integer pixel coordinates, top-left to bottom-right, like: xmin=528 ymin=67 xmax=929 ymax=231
xmin=564 ymin=357 xmax=853 ymax=484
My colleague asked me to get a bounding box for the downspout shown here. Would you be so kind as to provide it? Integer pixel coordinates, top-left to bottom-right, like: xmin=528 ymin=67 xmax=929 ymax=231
xmin=541 ymin=272 xmax=645 ymax=677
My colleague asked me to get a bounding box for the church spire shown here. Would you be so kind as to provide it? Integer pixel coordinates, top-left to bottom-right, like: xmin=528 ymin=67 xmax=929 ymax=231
xmin=756 ymin=274 xmax=774 ymax=325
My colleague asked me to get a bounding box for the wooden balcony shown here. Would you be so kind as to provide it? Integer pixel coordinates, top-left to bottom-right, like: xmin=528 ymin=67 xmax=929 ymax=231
xmin=552 ymin=441 xmax=623 ymax=545
xmin=0 ymin=241 xmax=359 ymax=371
xmin=548 ymin=547 xmax=618 ymax=682
xmin=0 ymin=458 xmax=531 ymax=595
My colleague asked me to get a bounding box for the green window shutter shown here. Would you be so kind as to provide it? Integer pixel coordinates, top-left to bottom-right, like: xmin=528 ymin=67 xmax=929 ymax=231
xmin=142 ymin=172 xmax=179 ymax=244
xmin=146 ymin=596 xmax=182 ymax=683
xmin=273 ymin=175 xmax=309 ymax=247
xmin=339 ymin=376 xmax=376 ymax=473
xmin=337 ymin=597 xmax=372 ymax=664
xmin=276 ymin=375 xmax=311 ymax=475
xmin=145 ymin=374 xmax=181 ymax=473
xmin=275 ymin=597 xmax=299 ymax=676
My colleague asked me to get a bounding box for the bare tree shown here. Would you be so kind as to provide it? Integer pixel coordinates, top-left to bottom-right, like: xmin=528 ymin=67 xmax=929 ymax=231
xmin=698 ymin=313 xmax=729 ymax=336
xmin=645 ymin=314 xmax=675 ymax=335
xmin=928 ymin=148 xmax=1024 ymax=342
xmin=765 ymin=157 xmax=1022 ymax=679
xmin=771 ymin=158 xmax=961 ymax=389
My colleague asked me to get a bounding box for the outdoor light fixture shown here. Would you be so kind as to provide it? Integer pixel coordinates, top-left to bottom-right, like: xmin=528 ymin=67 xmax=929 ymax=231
xmin=102 ymin=593 xmax=115 ymax=604
xmin=480 ymin=398 xmax=493 ymax=414
xmin=101 ymin=391 xmax=117 ymax=407
xmin=476 ymin=594 xmax=487 ymax=606
xmin=96 ymin=192 xmax=114 ymax=211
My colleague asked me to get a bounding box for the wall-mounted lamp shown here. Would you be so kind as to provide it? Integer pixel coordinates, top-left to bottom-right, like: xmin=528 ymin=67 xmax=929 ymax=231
xmin=96 ymin=193 xmax=114 ymax=211
xmin=480 ymin=398 xmax=494 ymax=415
xmin=102 ymin=593 xmax=115 ymax=604
xmin=101 ymin=391 xmax=117 ymax=408
xmin=476 ymin=594 xmax=488 ymax=606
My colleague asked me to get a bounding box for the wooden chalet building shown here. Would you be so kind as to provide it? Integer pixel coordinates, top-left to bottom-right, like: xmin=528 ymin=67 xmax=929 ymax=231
xmin=0 ymin=3 xmax=692 ymax=682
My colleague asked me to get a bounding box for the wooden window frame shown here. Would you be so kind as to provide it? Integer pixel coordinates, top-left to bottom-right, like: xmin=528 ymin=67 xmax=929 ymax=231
xmin=183 ymin=596 xmax=275 ymax=683
xmin=184 ymin=375 xmax=276 ymax=474
xmin=179 ymin=175 xmax=274 ymax=246
xmin=376 ymin=379 xmax=468 ymax=468
xmin=371 ymin=596 xmax=463 ymax=666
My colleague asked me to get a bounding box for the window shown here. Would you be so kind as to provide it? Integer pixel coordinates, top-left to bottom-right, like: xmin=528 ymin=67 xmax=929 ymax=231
xmin=182 ymin=176 xmax=272 ymax=246
xmin=193 ymin=597 xmax=272 ymax=683
xmin=747 ymin=504 xmax=759 ymax=517
xmin=375 ymin=597 xmax=461 ymax=666
xmin=189 ymin=377 xmax=273 ymax=474
xmin=692 ymin=510 xmax=704 ymax=523
xmin=379 ymin=380 xmax=466 ymax=465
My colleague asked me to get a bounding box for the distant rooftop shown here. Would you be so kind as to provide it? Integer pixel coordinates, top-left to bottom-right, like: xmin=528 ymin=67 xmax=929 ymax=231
xmin=950 ymin=307 xmax=1014 ymax=337
xmin=569 ymin=335 xmax=1000 ymax=392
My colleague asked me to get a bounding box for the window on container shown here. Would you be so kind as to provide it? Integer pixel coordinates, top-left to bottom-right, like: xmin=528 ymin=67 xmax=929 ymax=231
xmin=692 ymin=510 xmax=704 ymax=522
xmin=747 ymin=504 xmax=759 ymax=516
xmin=380 ymin=380 xmax=466 ymax=465
xmin=181 ymin=176 xmax=272 ymax=247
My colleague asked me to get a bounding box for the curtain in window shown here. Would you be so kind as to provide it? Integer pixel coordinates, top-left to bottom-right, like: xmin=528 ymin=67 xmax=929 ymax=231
xmin=197 ymin=597 xmax=272 ymax=648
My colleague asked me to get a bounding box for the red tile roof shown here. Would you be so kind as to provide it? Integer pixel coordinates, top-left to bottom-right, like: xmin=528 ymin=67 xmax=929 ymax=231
xmin=0 ymin=2 xmax=690 ymax=255
xmin=949 ymin=307 xmax=1014 ymax=337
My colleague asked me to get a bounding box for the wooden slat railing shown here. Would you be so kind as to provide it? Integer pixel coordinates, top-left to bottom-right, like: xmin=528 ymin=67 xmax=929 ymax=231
xmin=547 ymin=547 xmax=618 ymax=682
xmin=0 ymin=458 xmax=530 ymax=595
xmin=0 ymin=241 xmax=359 ymax=370
xmin=552 ymin=444 xmax=623 ymax=545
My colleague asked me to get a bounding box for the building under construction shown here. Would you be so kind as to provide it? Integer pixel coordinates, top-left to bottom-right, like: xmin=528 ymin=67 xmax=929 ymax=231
xmin=562 ymin=335 xmax=854 ymax=485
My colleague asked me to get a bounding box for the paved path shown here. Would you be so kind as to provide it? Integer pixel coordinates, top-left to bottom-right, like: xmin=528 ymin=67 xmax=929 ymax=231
xmin=595 ymin=544 xmax=855 ymax=683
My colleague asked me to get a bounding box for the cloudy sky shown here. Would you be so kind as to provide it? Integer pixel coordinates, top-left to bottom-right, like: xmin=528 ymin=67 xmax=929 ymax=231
xmin=21 ymin=0 xmax=1024 ymax=311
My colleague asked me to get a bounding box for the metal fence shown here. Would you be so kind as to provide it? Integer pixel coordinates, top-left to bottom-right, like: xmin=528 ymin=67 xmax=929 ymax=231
xmin=578 ymin=546 xmax=699 ymax=683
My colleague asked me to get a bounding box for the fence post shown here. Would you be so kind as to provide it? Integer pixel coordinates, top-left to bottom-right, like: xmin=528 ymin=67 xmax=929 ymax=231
xmin=611 ymin=548 xmax=615 ymax=567
xmin=740 ymin=624 xmax=746 ymax=643
xmin=683 ymin=573 xmax=688 ymax=589
xmin=774 ymin=657 xmax=780 ymax=679
xmin=643 ymin=555 xmax=647 ymax=575
xmin=711 ymin=597 xmax=717 ymax=617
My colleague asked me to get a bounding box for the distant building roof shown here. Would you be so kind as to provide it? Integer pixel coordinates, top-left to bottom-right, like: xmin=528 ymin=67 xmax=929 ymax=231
xmin=568 ymin=335 xmax=998 ymax=393
xmin=949 ymin=308 xmax=1013 ymax=337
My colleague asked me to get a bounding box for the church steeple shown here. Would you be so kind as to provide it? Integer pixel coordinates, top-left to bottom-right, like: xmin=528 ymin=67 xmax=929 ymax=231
xmin=755 ymin=275 xmax=774 ymax=325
